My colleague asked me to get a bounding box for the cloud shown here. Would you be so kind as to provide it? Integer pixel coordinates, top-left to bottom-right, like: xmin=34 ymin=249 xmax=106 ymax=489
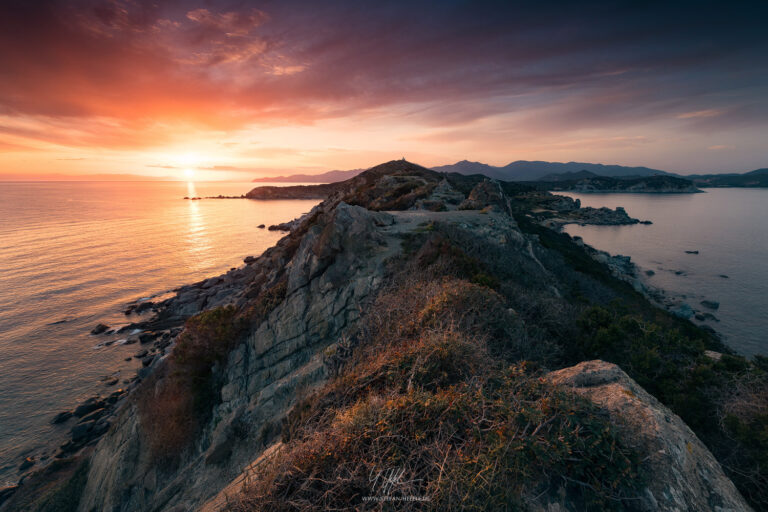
xmin=197 ymin=165 xmax=244 ymax=171
xmin=677 ymin=110 xmax=722 ymax=119
xmin=0 ymin=0 xmax=766 ymax=164
xmin=185 ymin=8 xmax=268 ymax=36
xmin=707 ymin=145 xmax=733 ymax=151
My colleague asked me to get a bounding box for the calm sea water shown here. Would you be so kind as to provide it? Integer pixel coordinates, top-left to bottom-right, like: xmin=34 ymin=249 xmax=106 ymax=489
xmin=561 ymin=188 xmax=768 ymax=357
xmin=0 ymin=181 xmax=318 ymax=485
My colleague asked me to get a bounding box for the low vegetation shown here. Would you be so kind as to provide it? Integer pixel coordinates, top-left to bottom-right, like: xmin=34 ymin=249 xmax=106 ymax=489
xmin=231 ymin=286 xmax=644 ymax=511
xmin=138 ymin=167 xmax=766 ymax=507
xmin=226 ymin=234 xmax=653 ymax=510
xmin=136 ymin=280 xmax=287 ymax=464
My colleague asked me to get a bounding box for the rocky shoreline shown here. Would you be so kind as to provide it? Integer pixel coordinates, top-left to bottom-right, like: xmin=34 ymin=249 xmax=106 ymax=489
xmin=1 ymin=161 xmax=758 ymax=511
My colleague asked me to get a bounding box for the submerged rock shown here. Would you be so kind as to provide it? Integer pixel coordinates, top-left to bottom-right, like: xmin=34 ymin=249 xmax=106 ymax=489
xmin=701 ymin=299 xmax=720 ymax=310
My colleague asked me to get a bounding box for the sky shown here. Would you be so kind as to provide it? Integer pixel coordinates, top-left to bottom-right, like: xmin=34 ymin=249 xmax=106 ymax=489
xmin=0 ymin=0 xmax=767 ymax=180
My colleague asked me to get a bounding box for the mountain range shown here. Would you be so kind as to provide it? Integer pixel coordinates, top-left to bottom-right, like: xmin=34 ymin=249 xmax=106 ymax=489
xmin=252 ymin=160 xmax=767 ymax=187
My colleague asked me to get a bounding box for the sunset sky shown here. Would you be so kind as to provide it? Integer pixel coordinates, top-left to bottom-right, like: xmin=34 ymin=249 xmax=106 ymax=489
xmin=1 ymin=0 xmax=766 ymax=180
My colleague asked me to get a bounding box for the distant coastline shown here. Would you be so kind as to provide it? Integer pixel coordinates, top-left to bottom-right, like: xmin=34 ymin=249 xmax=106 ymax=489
xmin=250 ymin=160 xmax=768 ymax=189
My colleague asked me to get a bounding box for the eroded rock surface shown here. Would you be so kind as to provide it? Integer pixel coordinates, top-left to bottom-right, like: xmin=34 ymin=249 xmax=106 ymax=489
xmin=547 ymin=361 xmax=752 ymax=512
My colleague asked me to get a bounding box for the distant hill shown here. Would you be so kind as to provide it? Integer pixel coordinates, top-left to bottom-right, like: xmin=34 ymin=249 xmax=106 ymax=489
xmin=687 ymin=168 xmax=768 ymax=188
xmin=530 ymin=174 xmax=701 ymax=193
xmin=252 ymin=169 xmax=364 ymax=183
xmin=537 ymin=170 xmax=600 ymax=182
xmin=432 ymin=160 xmax=670 ymax=181
xmin=255 ymin=161 xmax=669 ymax=183
xmin=252 ymin=161 xmax=768 ymax=188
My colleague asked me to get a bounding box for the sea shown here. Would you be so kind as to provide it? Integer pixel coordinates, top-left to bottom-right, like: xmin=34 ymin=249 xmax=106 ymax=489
xmin=561 ymin=188 xmax=768 ymax=358
xmin=0 ymin=183 xmax=766 ymax=486
xmin=0 ymin=181 xmax=319 ymax=485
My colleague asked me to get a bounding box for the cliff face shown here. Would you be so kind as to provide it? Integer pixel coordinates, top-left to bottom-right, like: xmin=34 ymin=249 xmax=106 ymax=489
xmin=78 ymin=204 xmax=401 ymax=511
xmin=4 ymin=160 xmax=759 ymax=511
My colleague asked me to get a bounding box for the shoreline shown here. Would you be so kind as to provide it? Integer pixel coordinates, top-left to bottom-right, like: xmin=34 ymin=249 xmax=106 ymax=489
xmin=2 ymin=165 xmax=761 ymax=510
xmin=5 ymin=192 xmax=730 ymax=486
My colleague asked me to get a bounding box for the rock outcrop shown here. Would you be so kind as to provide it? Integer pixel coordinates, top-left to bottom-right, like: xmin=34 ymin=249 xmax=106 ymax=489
xmin=547 ymin=361 xmax=752 ymax=511
xmin=3 ymin=160 xmax=754 ymax=512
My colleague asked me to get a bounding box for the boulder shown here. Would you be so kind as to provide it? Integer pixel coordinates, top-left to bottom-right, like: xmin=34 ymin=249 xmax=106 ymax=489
xmin=71 ymin=421 xmax=95 ymax=442
xmin=18 ymin=457 xmax=35 ymax=471
xmin=700 ymin=300 xmax=720 ymax=310
xmin=78 ymin=408 xmax=106 ymax=424
xmin=139 ymin=332 xmax=158 ymax=344
xmin=547 ymin=361 xmax=751 ymax=511
xmin=458 ymin=179 xmax=508 ymax=212
xmin=73 ymin=397 xmax=105 ymax=418
xmin=90 ymin=323 xmax=109 ymax=335
xmin=671 ymin=303 xmax=694 ymax=319
xmin=51 ymin=411 xmax=73 ymax=424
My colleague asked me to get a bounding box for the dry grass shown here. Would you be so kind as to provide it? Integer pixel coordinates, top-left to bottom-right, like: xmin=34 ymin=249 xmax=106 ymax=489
xmin=228 ymin=263 xmax=645 ymax=511
xmin=136 ymin=281 xmax=287 ymax=465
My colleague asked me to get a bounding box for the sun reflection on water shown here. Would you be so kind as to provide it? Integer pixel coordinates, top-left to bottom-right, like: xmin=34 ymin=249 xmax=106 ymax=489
xmin=185 ymin=181 xmax=215 ymax=270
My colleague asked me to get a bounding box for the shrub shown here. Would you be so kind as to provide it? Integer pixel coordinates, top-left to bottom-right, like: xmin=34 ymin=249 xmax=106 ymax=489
xmin=231 ymin=362 xmax=644 ymax=511
xmin=574 ymin=305 xmax=768 ymax=509
xmin=137 ymin=281 xmax=287 ymax=464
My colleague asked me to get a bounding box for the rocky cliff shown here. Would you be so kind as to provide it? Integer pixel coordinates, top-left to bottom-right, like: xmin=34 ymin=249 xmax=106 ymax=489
xmin=4 ymin=160 xmax=763 ymax=511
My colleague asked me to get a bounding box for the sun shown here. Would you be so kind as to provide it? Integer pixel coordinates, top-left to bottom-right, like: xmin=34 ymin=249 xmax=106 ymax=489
xmin=184 ymin=168 xmax=195 ymax=179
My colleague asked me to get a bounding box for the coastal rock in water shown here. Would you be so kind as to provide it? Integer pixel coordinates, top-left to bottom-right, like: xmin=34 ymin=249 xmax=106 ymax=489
xmin=267 ymin=221 xmax=295 ymax=232
xmin=671 ymin=303 xmax=694 ymax=319
xmin=71 ymin=421 xmax=95 ymax=442
xmin=547 ymin=360 xmax=751 ymax=512
xmin=51 ymin=411 xmax=73 ymax=424
xmin=73 ymin=397 xmax=105 ymax=418
xmin=90 ymin=323 xmax=109 ymax=335
xmin=139 ymin=332 xmax=158 ymax=344
xmin=701 ymin=300 xmax=720 ymax=310
xmin=685 ymin=250 xmax=700 ymax=254
xmin=0 ymin=485 xmax=19 ymax=505
xmin=79 ymin=408 xmax=106 ymax=423
xmin=18 ymin=457 xmax=35 ymax=471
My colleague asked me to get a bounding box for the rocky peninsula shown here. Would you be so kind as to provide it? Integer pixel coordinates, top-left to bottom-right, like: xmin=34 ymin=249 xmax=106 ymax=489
xmin=532 ymin=173 xmax=703 ymax=193
xmin=3 ymin=161 xmax=765 ymax=511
